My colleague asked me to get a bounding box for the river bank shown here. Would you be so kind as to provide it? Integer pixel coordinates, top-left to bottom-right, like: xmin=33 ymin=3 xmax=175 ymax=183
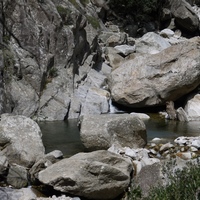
xmin=39 ymin=114 xmax=200 ymax=157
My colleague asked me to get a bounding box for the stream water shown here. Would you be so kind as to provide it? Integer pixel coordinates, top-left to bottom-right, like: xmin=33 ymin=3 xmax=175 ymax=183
xmin=38 ymin=114 xmax=200 ymax=157
xmin=38 ymin=119 xmax=85 ymax=157
xmin=145 ymin=114 xmax=200 ymax=141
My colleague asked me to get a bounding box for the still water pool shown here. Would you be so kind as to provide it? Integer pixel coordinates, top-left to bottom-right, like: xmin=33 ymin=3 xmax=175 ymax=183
xmin=38 ymin=119 xmax=85 ymax=157
xmin=145 ymin=114 xmax=200 ymax=141
xmin=38 ymin=115 xmax=200 ymax=157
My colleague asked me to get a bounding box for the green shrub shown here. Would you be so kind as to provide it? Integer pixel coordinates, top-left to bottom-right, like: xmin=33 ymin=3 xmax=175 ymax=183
xmin=128 ymin=160 xmax=200 ymax=200
xmin=128 ymin=182 xmax=142 ymax=200
xmin=69 ymin=0 xmax=80 ymax=10
xmin=146 ymin=162 xmax=200 ymax=200
xmin=80 ymin=0 xmax=89 ymax=7
xmin=56 ymin=6 xmax=70 ymax=18
xmin=86 ymin=15 xmax=100 ymax=29
xmin=3 ymin=35 xmax=11 ymax=44
xmin=109 ymin=0 xmax=159 ymax=22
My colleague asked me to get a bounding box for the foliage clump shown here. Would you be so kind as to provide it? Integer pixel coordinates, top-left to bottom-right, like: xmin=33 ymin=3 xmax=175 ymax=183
xmin=128 ymin=160 xmax=200 ymax=200
xmin=80 ymin=0 xmax=89 ymax=7
xmin=146 ymin=162 xmax=200 ymax=200
xmin=109 ymin=0 xmax=160 ymax=22
xmin=86 ymin=15 xmax=100 ymax=29
xmin=56 ymin=6 xmax=70 ymax=18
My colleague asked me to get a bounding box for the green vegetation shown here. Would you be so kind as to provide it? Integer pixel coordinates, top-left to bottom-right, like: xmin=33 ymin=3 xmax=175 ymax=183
xmin=48 ymin=67 xmax=58 ymax=79
xmin=109 ymin=0 xmax=160 ymax=22
xmin=146 ymin=163 xmax=200 ymax=200
xmin=56 ymin=5 xmax=70 ymax=18
xmin=128 ymin=183 xmax=142 ymax=200
xmin=3 ymin=35 xmax=11 ymax=44
xmin=69 ymin=0 xmax=81 ymax=11
xmin=80 ymin=0 xmax=89 ymax=7
xmin=86 ymin=15 xmax=100 ymax=29
xmin=45 ymin=67 xmax=59 ymax=86
xmin=128 ymin=160 xmax=200 ymax=200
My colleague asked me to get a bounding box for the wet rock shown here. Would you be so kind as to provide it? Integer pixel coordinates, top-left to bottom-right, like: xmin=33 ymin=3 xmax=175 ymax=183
xmin=166 ymin=101 xmax=177 ymax=120
xmin=176 ymin=107 xmax=188 ymax=121
xmin=130 ymin=112 xmax=150 ymax=120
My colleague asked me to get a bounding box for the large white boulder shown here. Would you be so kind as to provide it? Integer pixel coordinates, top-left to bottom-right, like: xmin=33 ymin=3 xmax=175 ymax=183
xmin=0 ymin=114 xmax=45 ymax=167
xmin=80 ymin=114 xmax=147 ymax=151
xmin=38 ymin=150 xmax=133 ymax=200
xmin=185 ymin=94 xmax=200 ymax=121
xmin=109 ymin=38 xmax=200 ymax=108
xmin=135 ymin=32 xmax=171 ymax=54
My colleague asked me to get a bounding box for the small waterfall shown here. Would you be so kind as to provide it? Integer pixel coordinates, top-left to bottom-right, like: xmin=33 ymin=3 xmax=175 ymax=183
xmin=109 ymin=99 xmax=123 ymax=114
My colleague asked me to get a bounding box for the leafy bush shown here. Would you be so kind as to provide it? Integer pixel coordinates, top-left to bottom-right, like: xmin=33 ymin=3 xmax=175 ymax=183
xmin=86 ymin=15 xmax=100 ymax=29
xmin=128 ymin=160 xmax=200 ymax=200
xmin=128 ymin=182 xmax=142 ymax=200
xmin=146 ymin=163 xmax=200 ymax=200
xmin=109 ymin=0 xmax=159 ymax=21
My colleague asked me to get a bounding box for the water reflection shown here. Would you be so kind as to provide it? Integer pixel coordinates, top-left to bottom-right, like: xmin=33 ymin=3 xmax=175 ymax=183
xmin=38 ymin=115 xmax=200 ymax=157
xmin=38 ymin=119 xmax=85 ymax=157
xmin=145 ymin=114 xmax=200 ymax=141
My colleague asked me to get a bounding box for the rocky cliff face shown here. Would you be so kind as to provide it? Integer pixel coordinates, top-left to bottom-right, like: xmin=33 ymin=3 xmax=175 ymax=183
xmin=1 ymin=0 xmax=107 ymax=120
xmin=0 ymin=0 xmax=200 ymax=121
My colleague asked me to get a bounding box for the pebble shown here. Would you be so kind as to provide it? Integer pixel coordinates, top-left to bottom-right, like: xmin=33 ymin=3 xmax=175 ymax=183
xmin=190 ymin=146 xmax=198 ymax=152
xmin=176 ymin=152 xmax=192 ymax=160
xmin=159 ymin=142 xmax=174 ymax=152
xmin=152 ymin=137 xmax=162 ymax=141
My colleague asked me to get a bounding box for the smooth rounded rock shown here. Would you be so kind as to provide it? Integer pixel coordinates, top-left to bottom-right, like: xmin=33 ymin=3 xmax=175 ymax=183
xmin=38 ymin=150 xmax=133 ymax=200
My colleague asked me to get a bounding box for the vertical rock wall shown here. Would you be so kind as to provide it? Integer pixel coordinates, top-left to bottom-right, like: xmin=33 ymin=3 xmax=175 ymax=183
xmin=0 ymin=1 xmax=5 ymax=114
xmin=0 ymin=0 xmax=109 ymax=120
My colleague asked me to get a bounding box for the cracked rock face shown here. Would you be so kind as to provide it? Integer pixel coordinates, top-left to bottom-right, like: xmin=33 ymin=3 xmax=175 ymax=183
xmin=1 ymin=0 xmax=108 ymax=120
xmin=109 ymin=38 xmax=200 ymax=108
